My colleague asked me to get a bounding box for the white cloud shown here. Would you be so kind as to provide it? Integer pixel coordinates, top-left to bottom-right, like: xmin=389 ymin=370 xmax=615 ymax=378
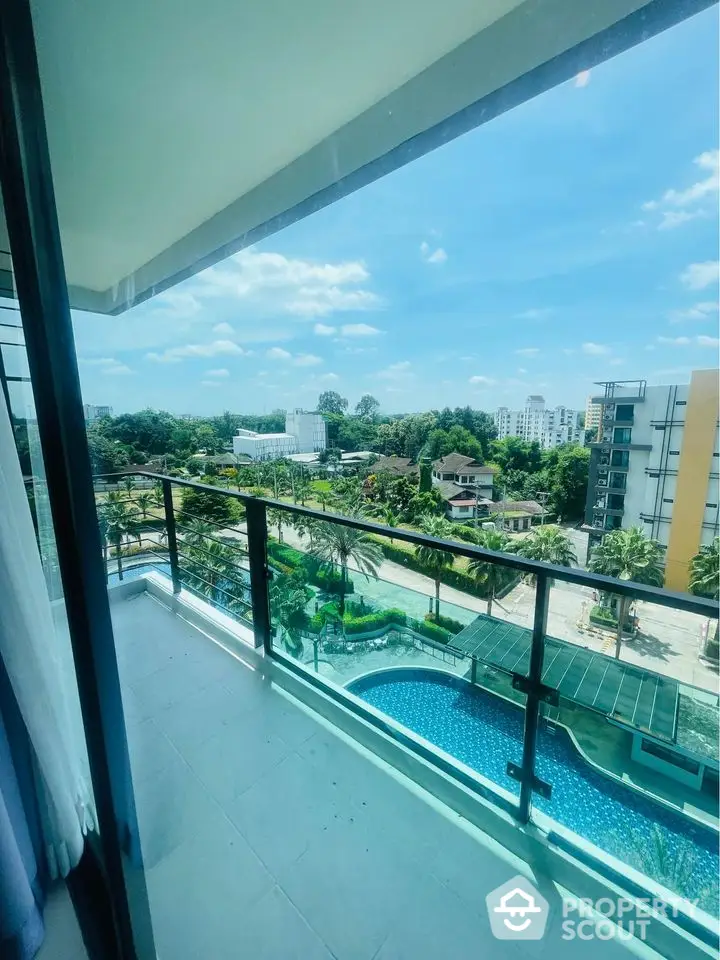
xmin=152 ymin=288 xmax=202 ymax=319
xmin=575 ymin=70 xmax=591 ymax=88
xmin=469 ymin=375 xmax=496 ymax=386
xmin=420 ymin=241 xmax=447 ymax=264
xmin=515 ymin=347 xmax=540 ymax=357
xmin=197 ymin=249 xmax=381 ymax=318
xmin=517 ymin=367 xmax=527 ymax=374
xmin=581 ymin=342 xmax=611 ymax=355
xmin=681 ymin=261 xmax=720 ymax=291
xmin=266 ymin=347 xmax=292 ymax=360
xmin=205 ymin=368 xmax=229 ymax=378
xmin=643 ymin=150 xmax=719 ymax=230
xmin=294 ymin=353 xmax=323 ymax=367
xmin=146 ymin=340 xmax=247 ymax=363
xmin=658 ymin=209 xmax=706 ymax=231
xmin=212 ymin=322 xmax=234 ymax=335
xmin=79 ymin=357 xmax=132 ymax=375
xmin=657 ymin=334 xmax=719 ymax=347
xmin=316 ymin=372 xmax=339 ymax=383
xmin=514 ymin=308 xmax=553 ymax=321
xmin=376 ymin=361 xmax=412 ymax=381
xmin=460 ymin=355 xmax=475 ymax=361
xmin=201 ymin=380 xmax=222 ymax=388
xmin=314 ymin=323 xmax=336 ymax=336
xmin=341 ymin=323 xmax=382 ymax=337
xmin=668 ymin=301 xmax=719 ymax=322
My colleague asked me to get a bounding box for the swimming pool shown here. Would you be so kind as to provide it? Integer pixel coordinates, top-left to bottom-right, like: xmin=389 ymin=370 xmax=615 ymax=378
xmin=107 ymin=561 xmax=172 ymax=585
xmin=347 ymin=667 xmax=719 ymax=916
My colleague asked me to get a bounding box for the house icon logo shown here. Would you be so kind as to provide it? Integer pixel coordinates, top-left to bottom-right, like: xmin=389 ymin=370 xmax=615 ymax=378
xmin=486 ymin=875 xmax=550 ymax=940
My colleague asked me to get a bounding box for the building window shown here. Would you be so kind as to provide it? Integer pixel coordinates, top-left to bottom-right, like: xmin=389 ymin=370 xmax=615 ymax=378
xmin=611 ymin=450 xmax=630 ymax=468
xmin=669 ymin=450 xmax=680 ymax=455
xmin=662 ymin=498 xmax=674 ymax=504
xmin=613 ymin=427 xmax=632 ymax=444
xmin=706 ymin=503 xmax=718 ymax=508
xmin=675 ymin=401 xmax=687 ymax=406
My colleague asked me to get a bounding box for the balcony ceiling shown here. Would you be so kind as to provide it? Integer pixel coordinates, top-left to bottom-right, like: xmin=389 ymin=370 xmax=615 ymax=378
xmin=0 ymin=0 xmax=658 ymax=313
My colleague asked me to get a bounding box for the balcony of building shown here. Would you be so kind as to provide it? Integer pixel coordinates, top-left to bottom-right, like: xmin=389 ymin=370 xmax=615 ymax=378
xmin=86 ymin=472 xmax=720 ymax=960
xmin=591 ymin=381 xmax=647 ymax=405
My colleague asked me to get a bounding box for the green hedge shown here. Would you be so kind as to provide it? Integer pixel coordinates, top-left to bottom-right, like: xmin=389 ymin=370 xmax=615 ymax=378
xmin=371 ymin=537 xmax=519 ymax=600
xmin=267 ymin=540 xmax=354 ymax=595
xmin=589 ymin=604 xmax=633 ymax=630
xmin=425 ymin=612 xmax=464 ymax=635
xmin=414 ymin=619 xmax=452 ymax=644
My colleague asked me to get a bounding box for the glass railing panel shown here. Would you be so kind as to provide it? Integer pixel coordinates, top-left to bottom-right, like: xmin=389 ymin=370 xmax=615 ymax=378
xmin=536 ymin=583 xmax=720 ymax=924
xmin=267 ymin=513 xmax=540 ymax=805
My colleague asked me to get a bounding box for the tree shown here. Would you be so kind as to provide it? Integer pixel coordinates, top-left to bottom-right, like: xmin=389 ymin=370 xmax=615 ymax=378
xmin=317 ymin=391 xmax=348 ymax=415
xmin=688 ymin=538 xmax=719 ymax=600
xmin=316 ymin=490 xmax=331 ymax=513
xmin=589 ymin=527 xmax=664 ymax=659
xmin=311 ymin=516 xmax=383 ymax=616
xmin=270 ymin=573 xmax=311 ymax=658
xmin=100 ymin=498 xmax=141 ymax=581
xmin=689 ymin=538 xmax=719 ymax=661
xmin=378 ymin=504 xmax=399 ymax=542
xmin=514 ymin=525 xmax=577 ymax=568
xmin=121 ymin=476 xmax=136 ymax=498
xmin=468 ymin=529 xmax=516 ymax=617
xmin=547 ymin=446 xmax=590 ymax=521
xmin=415 ymin=515 xmax=455 ymax=616
xmin=355 ymin=394 xmax=380 ymax=420
xmin=135 ymin=492 xmax=153 ymax=519
xmin=178 ymin=486 xmax=242 ymax=526
xmin=425 ymin=426 xmax=484 ymax=462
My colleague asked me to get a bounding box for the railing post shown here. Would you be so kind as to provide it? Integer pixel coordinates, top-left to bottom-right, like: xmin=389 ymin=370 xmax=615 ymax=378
xmin=518 ymin=573 xmax=550 ymax=824
xmin=246 ymin=498 xmax=272 ymax=652
xmin=161 ymin=478 xmax=181 ymax=595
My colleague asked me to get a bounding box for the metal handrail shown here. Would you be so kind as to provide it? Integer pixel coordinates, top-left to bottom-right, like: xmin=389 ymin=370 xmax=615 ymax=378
xmin=95 ymin=471 xmax=719 ymax=618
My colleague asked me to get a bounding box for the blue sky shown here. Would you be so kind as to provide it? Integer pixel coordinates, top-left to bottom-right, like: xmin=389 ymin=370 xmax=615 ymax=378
xmin=73 ymin=7 xmax=719 ymax=417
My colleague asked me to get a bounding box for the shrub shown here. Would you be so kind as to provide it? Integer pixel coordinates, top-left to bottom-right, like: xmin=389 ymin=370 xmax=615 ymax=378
xmin=413 ymin=619 xmax=452 ymax=644
xmin=266 ymin=540 xmax=354 ymax=595
xmin=424 ymin=612 xmax=464 ymax=635
xmin=343 ymin=608 xmax=407 ymax=635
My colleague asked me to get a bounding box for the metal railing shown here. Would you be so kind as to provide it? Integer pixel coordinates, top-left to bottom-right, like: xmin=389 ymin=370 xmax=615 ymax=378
xmin=96 ymin=470 xmax=719 ymax=825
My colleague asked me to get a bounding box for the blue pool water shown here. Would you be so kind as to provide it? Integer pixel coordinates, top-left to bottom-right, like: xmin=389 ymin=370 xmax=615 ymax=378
xmin=107 ymin=561 xmax=172 ymax=585
xmin=348 ymin=668 xmax=719 ymax=915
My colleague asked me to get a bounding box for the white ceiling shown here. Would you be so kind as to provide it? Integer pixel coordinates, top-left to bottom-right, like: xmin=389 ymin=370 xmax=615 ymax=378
xmin=1 ymin=0 xmax=655 ymax=313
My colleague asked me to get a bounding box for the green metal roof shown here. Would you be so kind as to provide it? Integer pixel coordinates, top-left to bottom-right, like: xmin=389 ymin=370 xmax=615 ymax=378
xmin=449 ymin=615 xmax=679 ymax=742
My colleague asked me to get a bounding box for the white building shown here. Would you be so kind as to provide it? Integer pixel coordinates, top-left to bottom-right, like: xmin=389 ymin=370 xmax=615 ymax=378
xmin=494 ymin=396 xmax=584 ymax=449
xmin=232 ymin=428 xmax=298 ymax=460
xmin=83 ymin=404 xmax=113 ymax=421
xmin=584 ymin=371 xmax=719 ymax=591
xmin=232 ymin=409 xmax=327 ymax=461
xmin=285 ymin=409 xmax=327 ymax=453
xmin=585 ymin=396 xmax=602 ymax=434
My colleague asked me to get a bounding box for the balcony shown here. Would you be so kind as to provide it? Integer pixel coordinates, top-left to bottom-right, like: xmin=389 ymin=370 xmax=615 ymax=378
xmin=591 ymin=381 xmax=647 ymax=405
xmin=94 ymin=471 xmax=720 ymax=958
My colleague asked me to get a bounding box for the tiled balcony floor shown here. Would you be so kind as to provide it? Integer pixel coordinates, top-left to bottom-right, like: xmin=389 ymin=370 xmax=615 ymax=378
xmin=110 ymin=589 xmax=660 ymax=960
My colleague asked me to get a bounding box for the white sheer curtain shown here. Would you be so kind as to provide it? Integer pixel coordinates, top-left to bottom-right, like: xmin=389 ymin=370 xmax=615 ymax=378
xmin=0 ymin=386 xmax=95 ymax=877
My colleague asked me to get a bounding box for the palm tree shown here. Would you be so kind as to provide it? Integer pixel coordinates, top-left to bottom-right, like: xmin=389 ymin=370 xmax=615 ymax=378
xmin=514 ymin=524 xmax=576 ymax=570
xmin=589 ymin=527 xmax=664 ymax=659
xmin=267 ymin=508 xmax=285 ymax=543
xmin=468 ymin=528 xmax=516 ymax=617
xmin=689 ymin=538 xmax=719 ymax=599
xmin=135 ymin=492 xmax=153 ymax=519
xmin=98 ymin=512 xmax=110 ymax=583
xmin=379 ymin=504 xmax=399 ymax=543
xmin=415 ymin=515 xmax=454 ymax=616
xmin=151 ymin=482 xmax=165 ymax=509
xmin=270 ymin=573 xmax=311 ymax=658
xmin=689 ymin=538 xmax=719 ymax=661
xmin=121 ymin=476 xmax=136 ymax=499
xmin=100 ymin=499 xmax=141 ymax=581
xmin=182 ymin=518 xmax=215 ymax=547
xmin=317 ymin=490 xmax=331 ymax=513
xmin=311 ymin=515 xmax=383 ymax=616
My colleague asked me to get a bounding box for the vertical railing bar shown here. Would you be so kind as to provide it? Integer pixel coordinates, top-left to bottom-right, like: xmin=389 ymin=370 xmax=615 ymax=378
xmin=161 ymin=478 xmax=181 ymax=595
xmin=517 ymin=573 xmax=550 ymax=824
xmin=245 ymin=498 xmax=272 ymax=652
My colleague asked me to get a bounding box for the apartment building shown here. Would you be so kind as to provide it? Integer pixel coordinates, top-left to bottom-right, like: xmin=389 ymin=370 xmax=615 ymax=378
xmin=494 ymin=396 xmax=584 ymax=449
xmin=82 ymin=403 xmax=113 ymax=421
xmin=285 ymin=408 xmax=327 ymax=453
xmin=232 ymin=409 xmax=328 ymax=460
xmin=584 ymin=371 xmax=720 ymax=591
xmin=585 ymin=397 xmax=602 ymax=433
